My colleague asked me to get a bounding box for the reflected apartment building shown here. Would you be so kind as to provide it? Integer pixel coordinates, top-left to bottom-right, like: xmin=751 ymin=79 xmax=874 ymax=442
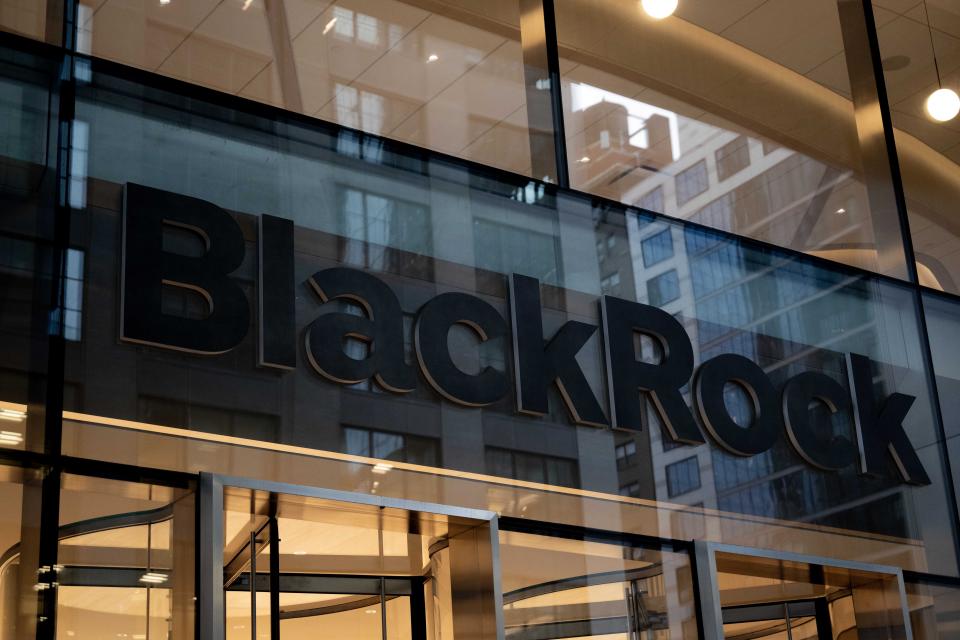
xmin=581 ymin=94 xmax=918 ymax=537
xmin=1 ymin=1 xmax=960 ymax=640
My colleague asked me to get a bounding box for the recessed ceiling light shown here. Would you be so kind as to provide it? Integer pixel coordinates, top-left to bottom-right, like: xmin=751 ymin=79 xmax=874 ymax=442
xmin=0 ymin=408 xmax=26 ymax=422
xmin=641 ymin=0 xmax=678 ymax=20
xmin=159 ymin=0 xmax=170 ymax=5
xmin=927 ymin=88 xmax=960 ymax=122
xmin=835 ymin=207 xmax=846 ymax=215
xmin=139 ymin=572 xmax=168 ymax=584
xmin=293 ymin=550 xmax=307 ymax=556
xmin=427 ymin=54 xmax=439 ymax=63
xmin=365 ymin=609 xmax=378 ymax=614
xmin=242 ymin=0 xmax=253 ymax=10
xmin=323 ymin=17 xmax=337 ymax=35
xmin=0 ymin=431 xmax=22 ymax=446
xmin=578 ymin=156 xmax=591 ymax=163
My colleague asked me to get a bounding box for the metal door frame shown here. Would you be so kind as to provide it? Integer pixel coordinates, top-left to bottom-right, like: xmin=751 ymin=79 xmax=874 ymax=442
xmin=694 ymin=541 xmax=914 ymax=640
xmin=198 ymin=472 xmax=503 ymax=640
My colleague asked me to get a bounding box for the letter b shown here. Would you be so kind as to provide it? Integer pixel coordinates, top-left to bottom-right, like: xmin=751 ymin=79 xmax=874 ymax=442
xmin=121 ymin=183 xmax=249 ymax=354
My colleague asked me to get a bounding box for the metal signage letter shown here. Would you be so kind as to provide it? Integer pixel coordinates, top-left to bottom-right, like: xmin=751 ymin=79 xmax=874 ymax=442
xmin=258 ymin=214 xmax=296 ymax=369
xmin=600 ymin=296 xmax=703 ymax=444
xmin=415 ymin=293 xmax=509 ymax=407
xmin=509 ymin=274 xmax=607 ymax=427
xmin=694 ymin=354 xmax=779 ymax=456
xmin=782 ymin=371 xmax=855 ymax=470
xmin=305 ymin=268 xmax=415 ymax=392
xmin=121 ymin=182 xmax=249 ymax=354
xmin=846 ymin=353 xmax=930 ymax=485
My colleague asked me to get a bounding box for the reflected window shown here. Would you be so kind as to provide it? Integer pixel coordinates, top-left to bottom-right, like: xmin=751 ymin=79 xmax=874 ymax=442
xmin=338 ymin=185 xmax=432 ymax=276
xmin=637 ymin=186 xmax=664 ymax=213
xmin=715 ymin=135 xmax=750 ymax=182
xmin=138 ymin=396 xmax=279 ymax=440
xmin=474 ymin=218 xmax=560 ymax=285
xmin=343 ymin=426 xmax=439 ymax=467
xmin=619 ymin=481 xmax=641 ymax=498
xmin=647 ymin=269 xmax=681 ymax=307
xmin=666 ymin=456 xmax=701 ymax=498
xmin=485 ymin=447 xmax=578 ymax=488
xmin=615 ymin=440 xmax=637 ymax=471
xmin=63 ymin=248 xmax=83 ymax=342
xmin=641 ymin=229 xmax=674 ymax=267
xmin=675 ymin=160 xmax=709 ymax=207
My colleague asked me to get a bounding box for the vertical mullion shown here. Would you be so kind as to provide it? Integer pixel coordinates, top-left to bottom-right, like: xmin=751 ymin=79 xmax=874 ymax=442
xmin=36 ymin=0 xmax=81 ymax=638
xmin=519 ymin=0 xmax=569 ymax=186
xmin=840 ymin=0 xmax=960 ymax=578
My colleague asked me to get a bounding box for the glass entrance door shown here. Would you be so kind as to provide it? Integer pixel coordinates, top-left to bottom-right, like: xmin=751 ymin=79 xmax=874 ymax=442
xmin=696 ymin=543 xmax=914 ymax=640
xmin=202 ymin=474 xmax=502 ymax=640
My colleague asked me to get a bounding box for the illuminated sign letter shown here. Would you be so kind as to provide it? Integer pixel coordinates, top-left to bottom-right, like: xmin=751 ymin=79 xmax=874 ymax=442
xmin=600 ymin=296 xmax=703 ymax=444
xmin=305 ymin=268 xmax=415 ymax=392
xmin=121 ymin=182 xmax=249 ymax=354
xmin=509 ymin=274 xmax=607 ymax=427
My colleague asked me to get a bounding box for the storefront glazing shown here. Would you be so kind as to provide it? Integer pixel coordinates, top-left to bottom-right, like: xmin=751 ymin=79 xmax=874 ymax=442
xmin=1 ymin=1 xmax=960 ymax=638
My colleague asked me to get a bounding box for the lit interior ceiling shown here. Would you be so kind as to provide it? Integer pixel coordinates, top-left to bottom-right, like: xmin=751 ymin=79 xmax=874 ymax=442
xmin=75 ymin=0 xmax=532 ymax=175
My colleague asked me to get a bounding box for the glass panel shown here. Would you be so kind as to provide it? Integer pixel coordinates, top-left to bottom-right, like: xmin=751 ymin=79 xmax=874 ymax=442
xmin=920 ymin=292 xmax=960 ymax=507
xmin=876 ymin=1 xmax=960 ymax=293
xmin=57 ymin=474 xmax=195 ymax=640
xmin=500 ymin=530 xmax=699 ymax=639
xmin=715 ymin=551 xmax=911 ymax=640
xmin=69 ymin=0 xmax=532 ymax=175
xmin=0 ymin=465 xmax=35 ymax=640
xmin=222 ymin=486 xmax=488 ymax=640
xmin=0 ymin=43 xmax=57 ymax=452
xmin=906 ymin=577 xmax=960 ymax=639
xmin=556 ymin=0 xmax=909 ymax=278
xmin=50 ymin=34 xmax=960 ymax=579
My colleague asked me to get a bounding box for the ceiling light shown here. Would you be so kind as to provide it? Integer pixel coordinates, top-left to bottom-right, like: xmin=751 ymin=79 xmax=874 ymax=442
xmin=139 ymin=572 xmax=168 ymax=584
xmin=323 ymin=17 xmax=337 ymax=35
xmin=427 ymin=54 xmax=439 ymax=63
xmin=578 ymin=156 xmax=590 ymax=163
xmin=242 ymin=0 xmax=253 ymax=10
xmin=159 ymin=0 xmax=170 ymax=5
xmin=365 ymin=609 xmax=377 ymax=614
xmin=0 ymin=408 xmax=25 ymax=422
xmin=372 ymin=463 xmax=393 ymax=474
xmin=835 ymin=207 xmax=846 ymax=215
xmin=927 ymin=88 xmax=960 ymax=122
xmin=293 ymin=550 xmax=307 ymax=556
xmin=920 ymin=1 xmax=959 ymax=122
xmin=0 ymin=431 xmax=22 ymax=446
xmin=641 ymin=0 xmax=678 ymax=20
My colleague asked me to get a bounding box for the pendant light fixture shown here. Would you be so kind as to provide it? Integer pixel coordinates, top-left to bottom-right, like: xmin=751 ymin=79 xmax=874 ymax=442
xmin=922 ymin=0 xmax=960 ymax=122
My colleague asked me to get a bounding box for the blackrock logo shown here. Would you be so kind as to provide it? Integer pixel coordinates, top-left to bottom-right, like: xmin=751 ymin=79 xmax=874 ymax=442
xmin=118 ymin=183 xmax=930 ymax=486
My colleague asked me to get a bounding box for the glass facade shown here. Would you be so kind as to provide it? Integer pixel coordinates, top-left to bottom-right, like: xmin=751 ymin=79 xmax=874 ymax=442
xmin=0 ymin=1 xmax=959 ymax=639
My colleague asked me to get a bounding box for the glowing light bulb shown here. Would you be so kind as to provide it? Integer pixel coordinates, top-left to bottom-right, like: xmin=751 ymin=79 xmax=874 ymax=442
xmin=926 ymin=88 xmax=960 ymax=122
xmin=641 ymin=0 xmax=678 ymax=20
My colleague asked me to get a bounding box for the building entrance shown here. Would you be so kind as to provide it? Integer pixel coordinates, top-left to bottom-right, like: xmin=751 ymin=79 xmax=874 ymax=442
xmin=698 ymin=544 xmax=915 ymax=639
xmin=203 ymin=475 xmax=501 ymax=640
